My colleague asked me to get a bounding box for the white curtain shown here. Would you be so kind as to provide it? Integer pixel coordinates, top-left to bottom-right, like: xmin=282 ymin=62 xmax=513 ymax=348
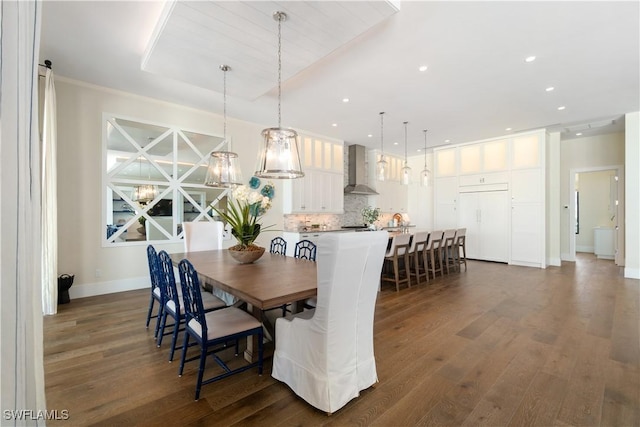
xmin=41 ymin=67 xmax=58 ymax=315
xmin=0 ymin=0 xmax=48 ymax=423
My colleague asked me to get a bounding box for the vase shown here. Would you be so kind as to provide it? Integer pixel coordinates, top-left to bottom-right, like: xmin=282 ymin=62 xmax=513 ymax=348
xmin=228 ymin=244 xmax=265 ymax=264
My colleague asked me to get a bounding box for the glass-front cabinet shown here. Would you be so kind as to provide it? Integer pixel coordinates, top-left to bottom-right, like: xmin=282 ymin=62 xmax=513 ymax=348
xmin=103 ymin=115 xmax=229 ymax=245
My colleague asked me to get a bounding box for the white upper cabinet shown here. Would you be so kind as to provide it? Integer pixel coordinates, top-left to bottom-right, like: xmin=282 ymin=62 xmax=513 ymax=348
xmin=284 ymin=135 xmax=344 ymax=214
xmin=369 ymin=151 xmax=409 ymax=213
xmin=511 ymin=134 xmax=541 ymax=169
xmin=301 ymin=136 xmax=343 ymax=173
xmin=459 ymin=139 xmax=508 ymax=175
xmin=435 ymin=147 xmax=457 ymax=177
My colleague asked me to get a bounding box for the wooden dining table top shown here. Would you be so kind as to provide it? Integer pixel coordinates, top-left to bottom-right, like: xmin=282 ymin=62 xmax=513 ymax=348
xmin=169 ymin=250 xmax=317 ymax=310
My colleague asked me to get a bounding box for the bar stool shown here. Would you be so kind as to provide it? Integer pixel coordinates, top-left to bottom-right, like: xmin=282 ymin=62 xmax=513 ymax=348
xmin=454 ymin=228 xmax=467 ymax=271
xmin=408 ymin=231 xmax=429 ymax=284
xmin=381 ymin=233 xmax=412 ymax=291
xmin=441 ymin=229 xmax=458 ymax=274
xmin=425 ymin=230 xmax=443 ymax=279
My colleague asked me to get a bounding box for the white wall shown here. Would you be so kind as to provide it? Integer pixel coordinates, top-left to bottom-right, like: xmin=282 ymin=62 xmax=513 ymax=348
xmin=559 ymin=132 xmax=625 ymax=260
xmin=56 ymin=78 xmax=295 ymax=298
xmin=406 ymin=154 xmax=434 ymax=230
xmin=625 ymin=112 xmax=640 ymax=278
xmin=575 ymin=170 xmax=617 ymax=252
xmin=546 ymin=132 xmax=561 ymax=266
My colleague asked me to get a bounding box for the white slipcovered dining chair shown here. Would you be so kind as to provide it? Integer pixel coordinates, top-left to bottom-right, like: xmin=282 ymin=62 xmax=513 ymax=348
xmin=272 ymin=231 xmax=388 ymax=414
xmin=182 ymin=221 xmax=224 ymax=252
xmin=182 ymin=220 xmax=236 ymax=306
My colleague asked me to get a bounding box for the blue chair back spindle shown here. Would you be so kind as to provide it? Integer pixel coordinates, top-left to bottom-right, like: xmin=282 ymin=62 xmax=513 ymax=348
xmin=270 ymin=237 xmax=287 ymax=255
xmin=294 ymin=239 xmax=317 ymax=261
xmin=178 ymin=259 xmax=207 ymax=339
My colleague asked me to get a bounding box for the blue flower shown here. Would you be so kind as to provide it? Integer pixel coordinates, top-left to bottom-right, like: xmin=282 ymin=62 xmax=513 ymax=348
xmin=249 ymin=176 xmax=261 ymax=189
xmin=260 ymin=183 xmax=275 ymax=199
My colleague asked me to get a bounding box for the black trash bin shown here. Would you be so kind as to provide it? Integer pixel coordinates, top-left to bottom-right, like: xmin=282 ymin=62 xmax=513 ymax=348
xmin=58 ymin=274 xmax=75 ymax=304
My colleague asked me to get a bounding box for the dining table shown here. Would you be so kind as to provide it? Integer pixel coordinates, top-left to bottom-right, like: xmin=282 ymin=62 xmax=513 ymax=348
xmin=169 ymin=249 xmax=317 ymax=362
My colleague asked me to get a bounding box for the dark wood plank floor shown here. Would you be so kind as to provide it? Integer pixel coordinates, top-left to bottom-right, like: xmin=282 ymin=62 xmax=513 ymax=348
xmin=44 ymin=254 xmax=640 ymax=426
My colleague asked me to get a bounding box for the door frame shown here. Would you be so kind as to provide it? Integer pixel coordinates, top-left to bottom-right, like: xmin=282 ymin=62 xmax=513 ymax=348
xmin=568 ymin=164 xmax=624 ymax=264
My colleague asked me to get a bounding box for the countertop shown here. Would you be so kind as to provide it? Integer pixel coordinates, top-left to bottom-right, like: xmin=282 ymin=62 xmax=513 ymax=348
xmin=283 ymin=228 xmax=356 ymax=234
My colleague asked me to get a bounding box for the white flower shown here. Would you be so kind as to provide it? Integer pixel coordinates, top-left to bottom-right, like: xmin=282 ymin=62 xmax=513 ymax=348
xmin=261 ymin=197 xmax=271 ymax=209
xmin=248 ymin=191 xmax=263 ymax=205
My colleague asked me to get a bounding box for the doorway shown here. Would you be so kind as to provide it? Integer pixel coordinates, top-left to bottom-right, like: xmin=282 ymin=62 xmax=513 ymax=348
xmin=569 ymin=165 xmax=624 ymax=266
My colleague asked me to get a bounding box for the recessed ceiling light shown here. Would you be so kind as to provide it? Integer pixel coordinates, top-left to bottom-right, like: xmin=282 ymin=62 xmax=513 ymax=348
xmin=557 ymin=106 xmax=566 ymax=110
xmin=576 ymin=132 xmax=582 ymax=136
xmin=525 ymin=56 xmax=536 ymax=62
xmin=546 ymin=86 xmax=554 ymax=92
xmin=505 ymin=127 xmax=512 ymax=131
xmin=445 ymin=139 xmax=450 ymax=143
xmin=393 ymin=142 xmax=399 ymax=145
xmin=367 ymin=134 xmax=373 ymax=138
xmin=417 ymin=149 xmax=422 ymax=152
xmin=342 ymin=98 xmax=349 ymax=103
xmin=332 ymin=123 xmax=338 ymax=127
xmin=418 ymin=65 xmax=428 ymax=72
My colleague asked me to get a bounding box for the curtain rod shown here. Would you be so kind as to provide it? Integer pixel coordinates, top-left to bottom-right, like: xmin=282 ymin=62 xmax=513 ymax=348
xmin=38 ymin=59 xmax=52 ymax=78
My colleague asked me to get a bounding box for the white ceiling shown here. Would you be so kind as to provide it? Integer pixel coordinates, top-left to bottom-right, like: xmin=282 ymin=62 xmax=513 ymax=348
xmin=40 ymin=1 xmax=639 ymax=157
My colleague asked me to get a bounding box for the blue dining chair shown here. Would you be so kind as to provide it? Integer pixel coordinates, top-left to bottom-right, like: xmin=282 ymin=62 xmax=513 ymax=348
xmin=178 ymin=259 xmax=264 ymax=400
xmin=144 ymin=245 xmax=163 ymax=338
xmin=270 ymin=237 xmax=287 ymax=255
xmin=156 ymin=250 xmax=226 ymax=362
xmin=295 ymin=239 xmax=317 ymax=261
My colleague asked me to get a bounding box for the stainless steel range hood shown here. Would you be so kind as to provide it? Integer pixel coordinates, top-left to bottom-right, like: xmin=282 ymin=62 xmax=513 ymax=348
xmin=344 ymin=144 xmax=378 ymax=195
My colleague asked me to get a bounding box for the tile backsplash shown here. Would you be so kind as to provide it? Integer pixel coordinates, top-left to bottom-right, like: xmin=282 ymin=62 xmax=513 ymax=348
xmin=284 ymin=194 xmax=397 ymax=230
xmin=283 ymin=144 xmax=391 ymax=231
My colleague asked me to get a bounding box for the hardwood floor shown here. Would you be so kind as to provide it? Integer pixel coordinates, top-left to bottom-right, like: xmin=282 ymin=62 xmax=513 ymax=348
xmin=44 ymin=254 xmax=640 ymax=426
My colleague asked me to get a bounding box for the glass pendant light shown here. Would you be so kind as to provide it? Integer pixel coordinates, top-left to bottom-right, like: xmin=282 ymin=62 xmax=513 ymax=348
xmin=132 ymin=151 xmax=158 ymax=203
xmin=132 ymin=183 xmax=157 ymax=204
xmin=205 ymin=65 xmax=243 ymax=187
xmin=420 ymin=129 xmax=431 ymax=187
xmin=376 ymin=112 xmax=388 ymax=181
xmin=401 ymin=121 xmax=412 ymax=185
xmin=255 ymin=11 xmax=304 ymax=179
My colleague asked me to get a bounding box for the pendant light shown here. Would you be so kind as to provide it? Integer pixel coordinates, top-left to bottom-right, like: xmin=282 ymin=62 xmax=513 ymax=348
xmin=420 ymin=129 xmax=431 ymax=187
xmin=376 ymin=112 xmax=388 ymax=181
xmin=132 ymin=147 xmax=158 ymax=204
xmin=255 ymin=11 xmax=304 ymax=179
xmin=204 ymin=65 xmax=243 ymax=187
xmin=401 ymin=121 xmax=411 ymax=185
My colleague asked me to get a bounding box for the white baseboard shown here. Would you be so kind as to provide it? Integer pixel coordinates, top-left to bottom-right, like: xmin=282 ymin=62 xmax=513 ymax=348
xmin=624 ymin=268 xmax=640 ymax=279
xmin=561 ymin=253 xmax=575 ymax=262
xmin=69 ymin=276 xmax=149 ymax=299
xmin=576 ymin=245 xmax=594 ymax=253
xmin=546 ymin=257 xmax=561 ymax=267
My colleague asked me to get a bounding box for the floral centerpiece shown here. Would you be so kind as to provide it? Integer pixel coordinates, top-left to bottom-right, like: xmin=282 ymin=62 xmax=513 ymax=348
xmin=362 ymin=205 xmax=381 ymax=229
xmin=213 ymin=182 xmax=274 ymax=263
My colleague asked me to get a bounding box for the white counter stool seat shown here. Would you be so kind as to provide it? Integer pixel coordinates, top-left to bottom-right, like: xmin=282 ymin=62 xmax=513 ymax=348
xmin=381 ymin=233 xmax=412 ymax=291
